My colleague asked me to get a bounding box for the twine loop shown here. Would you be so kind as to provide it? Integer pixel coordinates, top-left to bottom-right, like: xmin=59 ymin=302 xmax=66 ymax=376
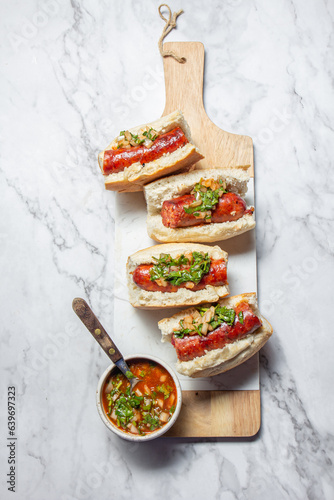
xmin=158 ymin=4 xmax=186 ymax=63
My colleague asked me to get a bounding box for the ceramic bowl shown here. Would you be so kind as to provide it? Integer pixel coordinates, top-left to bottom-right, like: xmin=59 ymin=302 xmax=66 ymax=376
xmin=96 ymin=354 xmax=182 ymax=441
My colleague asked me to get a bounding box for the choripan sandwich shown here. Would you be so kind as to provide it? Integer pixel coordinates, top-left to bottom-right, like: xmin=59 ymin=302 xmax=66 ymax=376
xmin=158 ymin=293 xmax=272 ymax=377
xmin=144 ymin=167 xmax=256 ymax=242
xmin=126 ymin=243 xmax=229 ymax=309
xmin=98 ymin=110 xmax=203 ymax=192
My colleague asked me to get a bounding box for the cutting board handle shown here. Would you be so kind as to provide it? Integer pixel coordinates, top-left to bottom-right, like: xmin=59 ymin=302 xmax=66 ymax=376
xmin=162 ymin=42 xmax=206 ymax=118
xmin=161 ymin=41 xmax=254 ymax=175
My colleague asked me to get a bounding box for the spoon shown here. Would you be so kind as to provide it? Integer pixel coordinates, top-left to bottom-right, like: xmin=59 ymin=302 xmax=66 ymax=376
xmin=72 ymin=298 xmax=141 ymax=392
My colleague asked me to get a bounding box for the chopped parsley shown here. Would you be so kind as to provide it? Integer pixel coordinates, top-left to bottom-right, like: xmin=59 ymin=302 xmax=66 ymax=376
xmin=157 ymin=384 xmax=173 ymax=399
xmin=173 ymin=319 xmax=193 ymax=339
xmin=174 ymin=320 xmax=204 ymax=339
xmin=150 ymin=252 xmax=211 ymax=286
xmin=118 ymin=128 xmax=159 ymax=146
xmin=113 ymin=387 xmax=143 ymax=428
xmin=142 ymin=127 xmax=159 ymax=141
xmin=174 ymin=304 xmax=241 ymax=338
xmin=183 ymin=180 xmax=227 ymax=216
xmin=213 ymin=306 xmax=236 ymax=327
xmin=142 ymin=413 xmax=160 ymax=431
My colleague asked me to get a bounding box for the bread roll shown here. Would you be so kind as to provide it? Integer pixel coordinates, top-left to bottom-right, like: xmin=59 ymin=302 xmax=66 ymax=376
xmin=126 ymin=243 xmax=229 ymax=309
xmin=158 ymin=293 xmax=272 ymax=377
xmin=144 ymin=167 xmax=256 ymax=242
xmin=98 ymin=110 xmax=203 ymax=192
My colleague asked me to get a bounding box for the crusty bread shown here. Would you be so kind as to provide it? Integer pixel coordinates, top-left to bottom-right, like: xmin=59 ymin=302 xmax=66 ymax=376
xmin=126 ymin=243 xmax=229 ymax=309
xmin=143 ymin=167 xmax=256 ymax=242
xmin=158 ymin=293 xmax=273 ymax=377
xmin=98 ymin=110 xmax=203 ymax=192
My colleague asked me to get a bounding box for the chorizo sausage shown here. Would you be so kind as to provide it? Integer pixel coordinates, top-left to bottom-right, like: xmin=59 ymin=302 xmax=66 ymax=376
xmin=103 ymin=127 xmax=189 ymax=175
xmin=161 ymin=192 xmax=254 ymax=228
xmin=132 ymin=259 xmax=227 ymax=293
xmin=171 ymin=303 xmax=262 ymax=361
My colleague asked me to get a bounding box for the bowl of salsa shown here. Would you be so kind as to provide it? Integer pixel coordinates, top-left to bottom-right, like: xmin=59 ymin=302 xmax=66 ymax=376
xmin=96 ymin=354 xmax=182 ymax=441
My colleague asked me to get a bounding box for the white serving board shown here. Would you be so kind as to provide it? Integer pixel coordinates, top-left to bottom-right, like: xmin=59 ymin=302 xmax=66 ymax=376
xmin=113 ymin=179 xmax=259 ymax=391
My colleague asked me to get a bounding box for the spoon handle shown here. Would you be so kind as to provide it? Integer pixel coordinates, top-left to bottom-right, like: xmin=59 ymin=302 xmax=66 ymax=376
xmin=72 ymin=298 xmax=122 ymax=364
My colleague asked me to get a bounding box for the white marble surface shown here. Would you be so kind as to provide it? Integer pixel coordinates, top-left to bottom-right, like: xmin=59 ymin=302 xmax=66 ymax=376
xmin=0 ymin=0 xmax=333 ymax=499
xmin=114 ymin=182 xmax=259 ymax=391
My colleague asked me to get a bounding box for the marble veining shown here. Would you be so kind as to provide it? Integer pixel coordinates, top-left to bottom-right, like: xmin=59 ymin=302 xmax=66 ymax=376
xmin=0 ymin=0 xmax=333 ymax=499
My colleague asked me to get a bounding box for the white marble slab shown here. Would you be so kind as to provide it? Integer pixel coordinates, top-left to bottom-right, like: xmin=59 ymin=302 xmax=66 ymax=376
xmin=114 ymin=181 xmax=259 ymax=390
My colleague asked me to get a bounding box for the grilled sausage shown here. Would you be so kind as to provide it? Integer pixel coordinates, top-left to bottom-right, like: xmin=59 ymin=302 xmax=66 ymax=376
xmin=161 ymin=192 xmax=254 ymax=229
xmin=171 ymin=302 xmax=262 ymax=361
xmin=103 ymin=127 xmax=189 ymax=175
xmin=132 ymin=259 xmax=227 ymax=293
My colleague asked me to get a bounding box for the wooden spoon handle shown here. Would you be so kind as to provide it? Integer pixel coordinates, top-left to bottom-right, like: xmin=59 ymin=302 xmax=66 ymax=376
xmin=72 ymin=298 xmax=122 ymax=364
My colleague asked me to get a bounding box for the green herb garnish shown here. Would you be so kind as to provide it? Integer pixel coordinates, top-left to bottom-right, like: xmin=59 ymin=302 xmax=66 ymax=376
xmin=150 ymin=252 xmax=211 ymax=286
xmin=183 ymin=180 xmax=227 ymax=216
xmin=173 ymin=319 xmax=192 ymax=339
xmin=142 ymin=400 xmax=152 ymax=411
xmin=197 ymin=306 xmax=209 ymax=316
xmin=130 ymin=132 xmax=145 ymax=145
xmin=157 ymin=384 xmax=173 ymax=400
xmin=118 ymin=130 xmax=148 ymax=146
xmin=113 ymin=388 xmax=143 ymax=428
xmin=238 ymin=311 xmax=244 ymax=324
xmin=174 ymin=304 xmax=237 ymax=338
xmin=215 ymin=306 xmax=236 ymax=326
xmin=115 ymin=380 xmax=122 ymax=391
xmin=143 ymin=127 xmax=159 ymax=141
xmin=142 ymin=413 xmax=160 ymax=431
xmin=192 ymin=322 xmax=203 ymax=336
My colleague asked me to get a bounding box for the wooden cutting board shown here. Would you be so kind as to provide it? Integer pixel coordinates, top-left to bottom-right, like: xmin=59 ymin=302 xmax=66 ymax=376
xmin=161 ymin=42 xmax=260 ymax=438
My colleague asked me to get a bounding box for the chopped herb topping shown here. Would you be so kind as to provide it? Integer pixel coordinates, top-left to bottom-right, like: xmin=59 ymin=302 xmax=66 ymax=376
xmin=143 ymin=413 xmax=160 ymax=430
xmin=117 ymin=127 xmax=159 ymax=148
xmin=150 ymin=252 xmax=211 ymax=286
xmin=113 ymin=387 xmax=143 ymax=428
xmin=183 ymin=179 xmax=227 ymax=216
xmin=157 ymin=384 xmax=173 ymax=399
xmin=173 ymin=319 xmax=193 ymax=338
xmin=174 ymin=320 xmax=204 ymax=338
xmin=213 ymin=306 xmax=236 ymax=326
xmin=174 ymin=304 xmax=240 ymax=338
xmin=142 ymin=127 xmax=159 ymax=141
